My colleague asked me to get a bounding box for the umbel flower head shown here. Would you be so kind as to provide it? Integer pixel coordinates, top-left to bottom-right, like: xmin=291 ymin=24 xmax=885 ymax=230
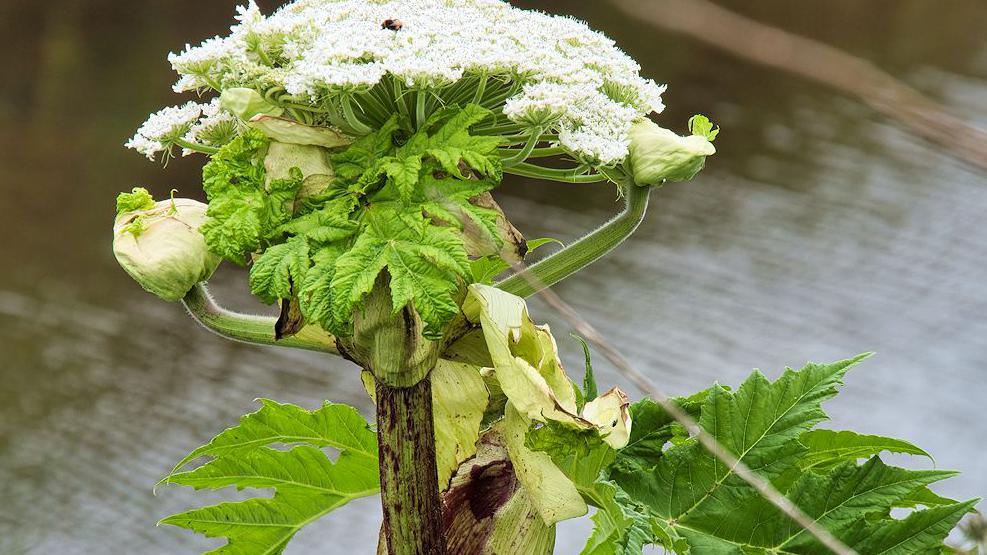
xmin=130 ymin=0 xmax=669 ymax=166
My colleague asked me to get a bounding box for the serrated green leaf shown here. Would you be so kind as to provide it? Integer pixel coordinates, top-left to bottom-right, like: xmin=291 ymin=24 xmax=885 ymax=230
xmin=607 ymin=356 xmax=975 ymax=554
xmin=201 ymin=131 xmax=303 ymax=265
xmin=329 ymin=206 xmax=471 ymax=339
xmin=798 ymin=429 xmax=933 ymax=470
xmin=384 ymin=156 xmax=422 ymax=201
xmin=159 ymin=400 xmax=378 ymax=555
xmin=330 ymin=116 xmax=401 ymax=181
xmin=845 ymin=500 xmax=978 ymax=555
xmin=581 ymin=481 xmax=669 ymax=555
xmin=249 ymin=236 xmax=310 ymax=305
xmin=614 ymin=355 xmax=871 ymax=523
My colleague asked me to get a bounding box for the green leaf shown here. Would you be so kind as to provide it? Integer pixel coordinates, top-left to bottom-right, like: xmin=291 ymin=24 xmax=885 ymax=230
xmin=159 ymin=400 xmax=379 ymax=555
xmin=581 ymin=481 xmax=671 ymax=555
xmin=297 ymin=250 xmax=342 ymax=331
xmin=249 ymin=236 xmax=310 ymax=305
xmin=201 ymin=131 xmax=303 ymax=265
xmin=614 ymin=355 xmax=871 ymax=521
xmin=116 ymin=187 xmax=155 ymax=214
xmin=526 ymin=420 xmax=615 ymax=500
xmin=283 ymin=105 xmax=506 ymax=338
xmin=688 ymin=114 xmax=719 ymax=142
xmin=611 ymin=392 xmax=709 ymax=476
xmin=330 ymin=115 xmax=402 ymax=181
xmin=329 ymin=206 xmax=471 ymax=339
xmin=845 ymin=500 xmax=977 ymax=555
xmin=571 ymin=334 xmax=599 ymax=403
xmin=608 ymin=355 xmax=976 ymax=554
xmin=384 ymin=156 xmax=423 ymax=201
xmin=798 ymin=429 xmax=933 ymax=471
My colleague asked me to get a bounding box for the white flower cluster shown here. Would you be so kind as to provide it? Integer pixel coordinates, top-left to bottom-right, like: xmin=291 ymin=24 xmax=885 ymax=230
xmin=155 ymin=0 xmax=666 ymax=165
xmin=184 ymin=99 xmax=240 ymax=151
xmin=125 ymin=102 xmax=204 ymax=160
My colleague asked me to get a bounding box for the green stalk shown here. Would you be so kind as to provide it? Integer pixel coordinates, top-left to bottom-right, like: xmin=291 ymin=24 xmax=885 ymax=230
xmin=182 ymin=284 xmax=337 ymax=353
xmin=375 ymin=376 xmax=445 ymax=555
xmin=341 ymin=96 xmax=374 ymax=135
xmin=501 ymin=126 xmax=543 ymax=167
xmin=504 ymin=162 xmax=606 ymax=183
xmin=348 ymin=274 xmax=445 ymax=554
xmin=173 ymin=138 xmax=219 ymax=155
xmin=496 ymin=180 xmax=652 ymax=297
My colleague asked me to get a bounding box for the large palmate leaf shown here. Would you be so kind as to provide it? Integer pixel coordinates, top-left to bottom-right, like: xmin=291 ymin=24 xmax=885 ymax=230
xmin=159 ymin=400 xmax=378 ymax=555
xmin=602 ymin=356 xmax=977 ymax=554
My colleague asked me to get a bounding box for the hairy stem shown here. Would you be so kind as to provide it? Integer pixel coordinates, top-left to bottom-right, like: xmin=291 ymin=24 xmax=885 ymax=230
xmin=496 ymin=181 xmax=651 ymax=297
xmin=376 ymin=376 xmax=446 ymax=555
xmin=182 ymin=283 xmax=338 ymax=353
xmin=348 ymin=274 xmax=446 ymax=553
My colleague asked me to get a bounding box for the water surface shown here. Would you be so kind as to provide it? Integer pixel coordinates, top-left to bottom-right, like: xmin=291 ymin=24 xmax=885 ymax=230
xmin=1 ymin=1 xmax=985 ymax=553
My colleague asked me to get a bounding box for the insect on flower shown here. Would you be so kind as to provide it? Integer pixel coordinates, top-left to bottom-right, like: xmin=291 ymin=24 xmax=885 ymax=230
xmin=381 ymin=18 xmax=403 ymax=31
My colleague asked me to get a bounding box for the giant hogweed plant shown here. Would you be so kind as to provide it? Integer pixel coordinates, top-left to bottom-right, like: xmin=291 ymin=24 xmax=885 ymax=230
xmin=113 ymin=1 xmax=977 ymax=553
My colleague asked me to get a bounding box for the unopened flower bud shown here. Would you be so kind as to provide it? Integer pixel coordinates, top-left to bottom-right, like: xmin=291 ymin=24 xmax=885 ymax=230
xmin=113 ymin=189 xmax=221 ymax=302
xmin=627 ymin=118 xmax=716 ymax=186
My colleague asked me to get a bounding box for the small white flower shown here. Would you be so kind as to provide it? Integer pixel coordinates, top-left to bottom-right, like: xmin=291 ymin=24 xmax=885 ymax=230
xmin=183 ymin=99 xmax=240 ymax=152
xmin=125 ymin=102 xmax=205 ymax=160
xmin=149 ymin=0 xmax=668 ymax=165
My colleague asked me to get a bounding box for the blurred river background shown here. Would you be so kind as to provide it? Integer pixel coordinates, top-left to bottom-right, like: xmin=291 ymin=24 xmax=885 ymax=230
xmin=1 ymin=1 xmax=986 ymax=553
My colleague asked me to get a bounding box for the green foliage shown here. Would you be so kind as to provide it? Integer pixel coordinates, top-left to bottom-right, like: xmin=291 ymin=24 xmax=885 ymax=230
xmin=797 ymin=428 xmax=932 ymax=471
xmin=159 ymin=399 xmax=379 ymax=555
xmin=116 ymin=187 xmax=156 ymax=215
xmin=688 ymin=114 xmax=719 ymax=142
xmin=239 ymin=104 xmax=507 ymax=338
xmin=571 ymin=334 xmax=599 ymax=405
xmin=200 ymin=130 xmax=303 ymax=265
xmin=525 ymin=354 xmax=974 ymax=554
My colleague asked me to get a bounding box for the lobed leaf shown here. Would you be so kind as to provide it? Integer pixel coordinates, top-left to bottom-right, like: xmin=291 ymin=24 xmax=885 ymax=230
xmin=159 ymin=400 xmax=379 ymax=555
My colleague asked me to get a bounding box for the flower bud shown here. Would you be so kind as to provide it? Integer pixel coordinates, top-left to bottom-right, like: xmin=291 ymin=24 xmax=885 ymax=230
xmin=113 ymin=191 xmax=221 ymax=302
xmin=626 ymin=119 xmax=716 ymax=186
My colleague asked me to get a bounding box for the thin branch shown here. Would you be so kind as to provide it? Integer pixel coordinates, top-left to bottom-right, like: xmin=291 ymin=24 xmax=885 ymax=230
xmin=610 ymin=0 xmax=987 ymax=173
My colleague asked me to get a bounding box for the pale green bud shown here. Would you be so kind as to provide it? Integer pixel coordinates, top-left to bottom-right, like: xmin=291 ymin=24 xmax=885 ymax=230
xmin=113 ymin=196 xmax=221 ymax=302
xmin=627 ymin=118 xmax=716 ymax=186
xmin=219 ymin=87 xmax=285 ymax=120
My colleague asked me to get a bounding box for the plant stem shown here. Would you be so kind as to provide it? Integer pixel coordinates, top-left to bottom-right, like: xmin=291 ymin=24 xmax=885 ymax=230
xmin=496 ymin=181 xmax=651 ymax=297
xmin=347 ymin=274 xmax=446 ymax=553
xmin=376 ymin=376 xmax=446 ymax=555
xmin=182 ymin=283 xmax=338 ymax=353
